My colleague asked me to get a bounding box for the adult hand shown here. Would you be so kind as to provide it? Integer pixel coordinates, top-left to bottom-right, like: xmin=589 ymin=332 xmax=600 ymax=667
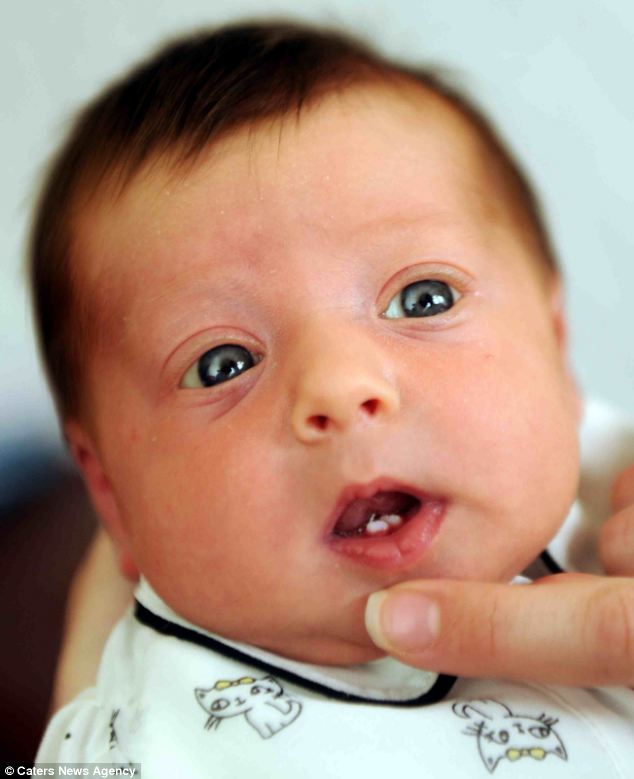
xmin=51 ymin=527 xmax=136 ymax=711
xmin=365 ymin=466 xmax=634 ymax=687
xmin=600 ymin=463 xmax=634 ymax=576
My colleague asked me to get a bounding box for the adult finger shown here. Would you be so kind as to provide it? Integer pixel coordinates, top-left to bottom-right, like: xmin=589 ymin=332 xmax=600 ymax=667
xmin=600 ymin=507 xmax=634 ymax=576
xmin=611 ymin=463 xmax=634 ymax=512
xmin=365 ymin=574 xmax=634 ymax=686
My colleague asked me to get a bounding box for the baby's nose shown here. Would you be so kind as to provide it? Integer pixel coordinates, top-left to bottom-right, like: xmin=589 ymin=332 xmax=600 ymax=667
xmin=289 ymin=322 xmax=400 ymax=444
xmin=291 ymin=379 xmax=399 ymax=443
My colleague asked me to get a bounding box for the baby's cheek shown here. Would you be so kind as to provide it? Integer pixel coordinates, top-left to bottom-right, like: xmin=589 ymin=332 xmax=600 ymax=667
xmin=454 ymin=343 xmax=575 ymax=496
xmin=492 ymin=361 xmax=577 ymax=517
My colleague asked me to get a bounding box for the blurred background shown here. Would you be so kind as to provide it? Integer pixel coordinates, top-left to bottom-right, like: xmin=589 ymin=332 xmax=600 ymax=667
xmin=2 ymin=0 xmax=633 ymax=763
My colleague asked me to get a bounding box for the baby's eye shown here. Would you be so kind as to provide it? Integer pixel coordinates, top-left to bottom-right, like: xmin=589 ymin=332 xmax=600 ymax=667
xmin=180 ymin=344 xmax=258 ymax=389
xmin=383 ymin=279 xmax=459 ymax=319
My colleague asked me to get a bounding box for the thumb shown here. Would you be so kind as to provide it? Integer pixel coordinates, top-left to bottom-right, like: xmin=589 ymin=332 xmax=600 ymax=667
xmin=365 ymin=575 xmax=634 ymax=686
xmin=600 ymin=508 xmax=634 ymax=576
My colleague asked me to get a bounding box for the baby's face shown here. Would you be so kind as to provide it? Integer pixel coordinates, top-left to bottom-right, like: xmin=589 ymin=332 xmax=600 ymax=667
xmin=75 ymin=86 xmax=579 ymax=664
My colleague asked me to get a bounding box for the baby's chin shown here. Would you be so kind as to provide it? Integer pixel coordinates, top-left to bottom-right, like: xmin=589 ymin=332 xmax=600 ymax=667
xmin=245 ymin=563 xmax=529 ymax=667
xmin=255 ymin=628 xmax=387 ymax=667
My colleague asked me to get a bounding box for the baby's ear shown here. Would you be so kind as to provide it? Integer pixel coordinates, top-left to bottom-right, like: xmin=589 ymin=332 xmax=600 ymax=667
xmin=548 ymin=275 xmax=582 ymax=421
xmin=64 ymin=419 xmax=139 ymax=580
xmin=548 ymin=275 xmax=567 ymax=349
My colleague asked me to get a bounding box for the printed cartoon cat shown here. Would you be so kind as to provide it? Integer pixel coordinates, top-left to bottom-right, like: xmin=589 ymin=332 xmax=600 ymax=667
xmin=195 ymin=675 xmax=302 ymax=739
xmin=453 ymin=699 xmax=567 ymax=773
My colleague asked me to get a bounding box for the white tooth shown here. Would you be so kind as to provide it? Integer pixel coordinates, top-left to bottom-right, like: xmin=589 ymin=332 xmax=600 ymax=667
xmin=384 ymin=514 xmax=403 ymax=527
xmin=366 ymin=518 xmax=390 ymax=534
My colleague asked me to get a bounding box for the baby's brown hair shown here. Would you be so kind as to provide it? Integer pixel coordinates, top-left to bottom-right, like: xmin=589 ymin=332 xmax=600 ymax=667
xmin=29 ymin=20 xmax=557 ymax=423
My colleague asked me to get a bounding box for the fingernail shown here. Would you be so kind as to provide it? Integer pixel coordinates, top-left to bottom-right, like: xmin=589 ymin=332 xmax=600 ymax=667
xmin=365 ymin=589 xmax=440 ymax=652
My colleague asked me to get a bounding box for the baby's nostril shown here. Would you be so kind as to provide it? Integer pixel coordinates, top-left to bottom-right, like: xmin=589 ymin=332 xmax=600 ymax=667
xmin=361 ymin=398 xmax=379 ymax=416
xmin=308 ymin=414 xmax=329 ymax=431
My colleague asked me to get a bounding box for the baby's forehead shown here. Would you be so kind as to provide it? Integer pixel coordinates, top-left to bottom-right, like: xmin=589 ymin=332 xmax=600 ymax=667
xmin=73 ymin=84 xmax=539 ymax=334
xmin=79 ymin=84 xmax=497 ymax=236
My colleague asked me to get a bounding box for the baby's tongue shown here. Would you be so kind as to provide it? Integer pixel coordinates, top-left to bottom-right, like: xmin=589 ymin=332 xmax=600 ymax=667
xmin=334 ymin=491 xmax=412 ymax=535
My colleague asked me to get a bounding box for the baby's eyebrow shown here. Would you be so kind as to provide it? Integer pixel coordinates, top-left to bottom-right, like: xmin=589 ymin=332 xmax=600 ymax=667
xmin=147 ymin=273 xmax=252 ymax=305
xmin=141 ymin=275 xmax=256 ymax=335
xmin=346 ymin=210 xmax=461 ymax=242
xmin=94 ymin=271 xmax=256 ymax=368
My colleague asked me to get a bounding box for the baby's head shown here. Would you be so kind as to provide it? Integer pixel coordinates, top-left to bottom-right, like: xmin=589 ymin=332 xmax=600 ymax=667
xmin=30 ymin=21 xmax=580 ymax=665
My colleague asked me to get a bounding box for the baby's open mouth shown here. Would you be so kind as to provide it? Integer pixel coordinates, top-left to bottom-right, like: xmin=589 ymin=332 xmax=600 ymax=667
xmin=331 ymin=491 xmax=421 ymax=538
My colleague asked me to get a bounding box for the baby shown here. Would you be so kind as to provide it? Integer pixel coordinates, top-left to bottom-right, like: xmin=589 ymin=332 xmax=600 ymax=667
xmin=33 ymin=20 xmax=633 ymax=777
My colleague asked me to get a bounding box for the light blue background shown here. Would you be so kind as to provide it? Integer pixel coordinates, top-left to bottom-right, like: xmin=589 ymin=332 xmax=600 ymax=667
xmin=2 ymin=0 xmax=633 ymax=475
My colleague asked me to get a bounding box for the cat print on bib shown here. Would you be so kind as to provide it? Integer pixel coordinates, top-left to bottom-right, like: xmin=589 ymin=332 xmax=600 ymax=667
xmin=453 ymin=698 xmax=567 ymax=773
xmin=195 ymin=674 xmax=302 ymax=739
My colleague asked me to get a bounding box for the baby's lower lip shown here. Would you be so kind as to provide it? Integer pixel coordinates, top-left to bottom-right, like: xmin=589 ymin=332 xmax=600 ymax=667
xmin=326 ymin=499 xmax=446 ymax=570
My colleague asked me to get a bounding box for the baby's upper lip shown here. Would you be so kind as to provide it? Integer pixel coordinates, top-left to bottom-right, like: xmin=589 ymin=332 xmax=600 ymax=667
xmin=324 ymin=476 xmax=430 ymax=536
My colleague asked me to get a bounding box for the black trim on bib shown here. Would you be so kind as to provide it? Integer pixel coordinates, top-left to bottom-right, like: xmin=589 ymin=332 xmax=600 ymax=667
xmin=541 ymin=549 xmax=565 ymax=575
xmin=134 ymin=600 xmax=457 ymax=706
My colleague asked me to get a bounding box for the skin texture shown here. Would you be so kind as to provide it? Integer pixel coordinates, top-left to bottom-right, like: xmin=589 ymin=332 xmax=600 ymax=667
xmin=66 ymin=85 xmax=580 ymax=666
